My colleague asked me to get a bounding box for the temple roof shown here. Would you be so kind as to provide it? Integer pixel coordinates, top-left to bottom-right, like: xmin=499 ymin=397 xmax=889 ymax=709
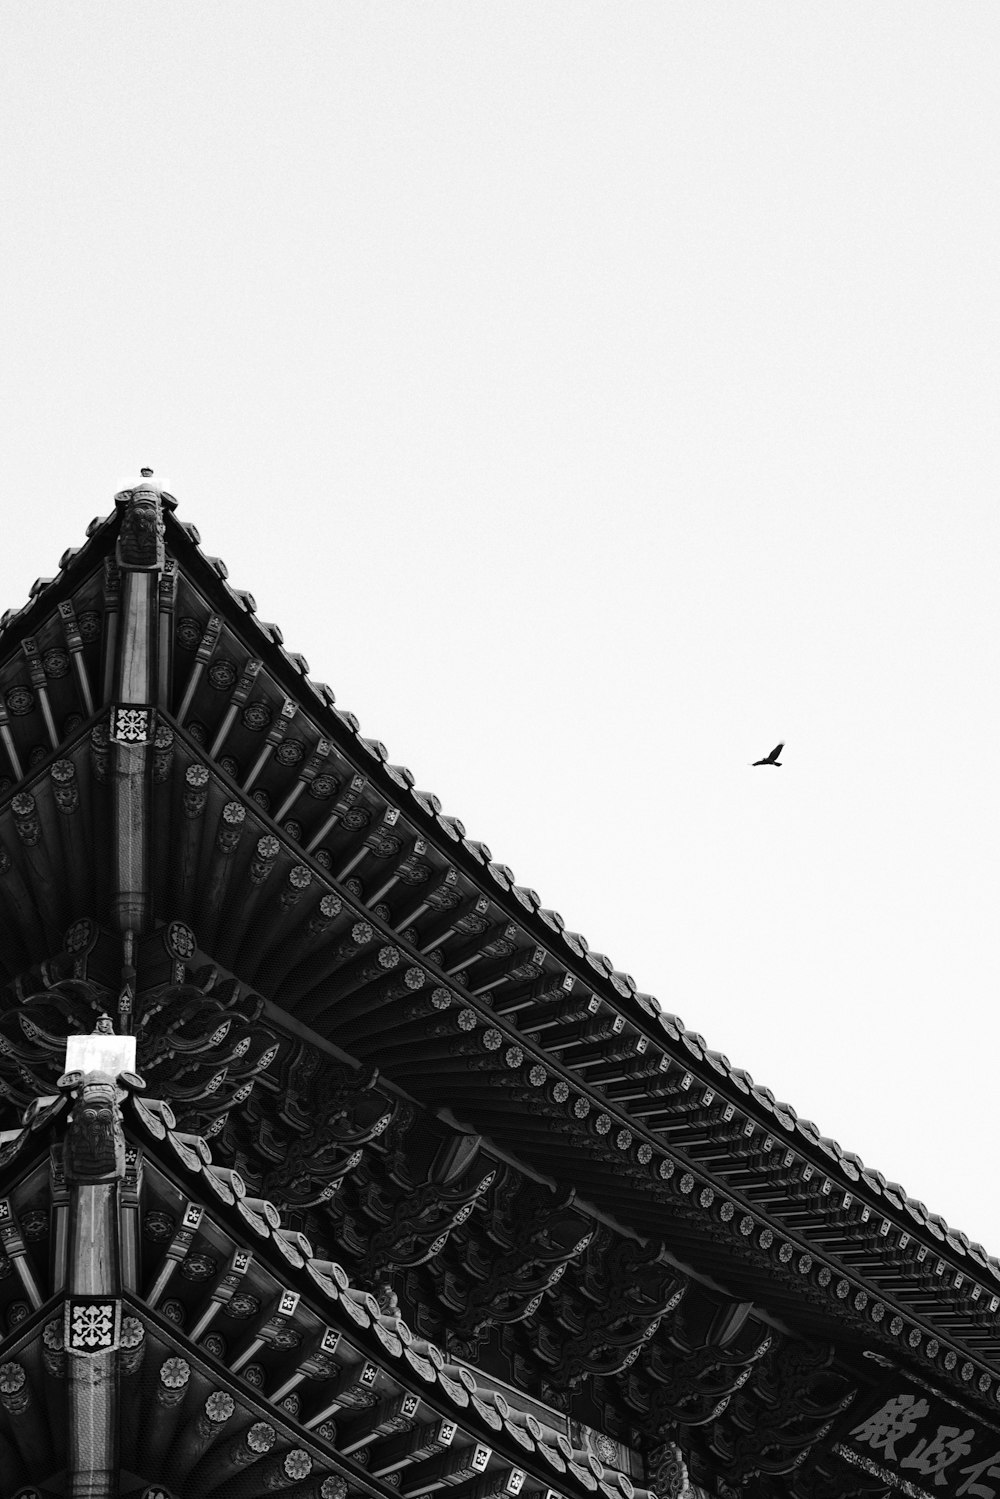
xmin=0 ymin=478 xmax=994 ymax=1498
xmin=0 ymin=484 xmax=985 ymax=1250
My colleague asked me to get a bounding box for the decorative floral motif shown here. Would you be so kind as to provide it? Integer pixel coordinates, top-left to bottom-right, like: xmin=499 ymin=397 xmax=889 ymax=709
xmin=308 ymin=773 xmax=337 ymax=800
xmin=179 ymin=1253 xmax=218 ymax=1282
xmin=68 ymin=1300 xmax=115 ymax=1351
xmin=271 ymin=1327 xmax=302 ymax=1350
xmin=51 ymin=759 xmax=79 ymax=814
xmin=367 ymin=832 xmax=402 ymax=859
xmin=5 ymin=687 xmax=35 ymax=716
xmin=427 ymin=885 xmax=462 ymax=912
xmin=153 ymin=723 xmax=174 ymax=783
xmin=594 ymin=1434 xmax=619 ymax=1465
xmin=11 ymin=793 xmax=41 ymax=847
xmin=166 ymin=922 xmax=196 ymax=961
xmin=143 ymin=1211 xmax=175 ymax=1242
xmin=279 ymin=866 xmax=312 ymax=909
xmin=283 ymin=1451 xmax=313 ymax=1481
xmin=175 ymin=617 xmax=202 ymax=650
xmin=112 ymin=706 xmax=152 ymax=744
xmin=341 ymin=808 xmax=370 ymax=831
xmin=160 ymin=1355 xmax=190 ymax=1390
xmin=208 ymin=659 xmax=237 ymax=692
xmin=242 ymin=701 xmax=273 ymax=732
xmin=224 ymin=1292 xmax=261 ymax=1320
xmin=183 ymin=767 xmax=210 ymax=822
xmin=65 ymin=918 xmax=97 ymax=955
xmin=205 ymin=1389 xmax=234 ymax=1420
xmin=249 ymin=835 xmax=280 ymax=884
xmin=20 ymin=1210 xmax=48 ymax=1241
xmin=78 ymin=610 xmax=101 ymax=643
xmin=121 ymin=1317 xmax=144 ymax=1354
xmin=42 ymin=648 xmax=69 ymax=678
xmin=0 ymin=1362 xmax=27 ymax=1409
xmin=275 ymin=738 xmax=305 ymax=766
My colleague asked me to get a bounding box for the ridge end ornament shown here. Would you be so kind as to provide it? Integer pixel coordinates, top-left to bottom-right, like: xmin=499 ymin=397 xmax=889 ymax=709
xmin=114 ymin=468 xmax=176 ymax=571
xmin=58 ymin=1014 xmax=144 ymax=1183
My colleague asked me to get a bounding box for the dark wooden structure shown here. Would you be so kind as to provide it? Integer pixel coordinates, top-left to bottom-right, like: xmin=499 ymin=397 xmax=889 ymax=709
xmin=0 ymin=475 xmax=994 ymax=1498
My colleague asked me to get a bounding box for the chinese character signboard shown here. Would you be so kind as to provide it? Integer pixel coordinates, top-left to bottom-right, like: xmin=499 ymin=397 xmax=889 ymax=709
xmin=838 ymin=1381 xmax=1000 ymax=1499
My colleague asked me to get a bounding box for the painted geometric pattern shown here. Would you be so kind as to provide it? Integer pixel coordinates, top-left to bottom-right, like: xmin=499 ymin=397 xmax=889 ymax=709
xmin=66 ymin=1297 xmax=119 ymax=1352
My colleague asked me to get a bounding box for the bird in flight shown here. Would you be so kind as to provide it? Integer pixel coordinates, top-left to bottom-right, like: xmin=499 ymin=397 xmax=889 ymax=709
xmin=753 ymin=742 xmax=784 ymax=766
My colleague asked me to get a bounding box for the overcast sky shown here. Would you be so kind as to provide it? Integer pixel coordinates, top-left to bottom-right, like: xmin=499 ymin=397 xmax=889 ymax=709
xmin=2 ymin=5 xmax=1000 ymax=1248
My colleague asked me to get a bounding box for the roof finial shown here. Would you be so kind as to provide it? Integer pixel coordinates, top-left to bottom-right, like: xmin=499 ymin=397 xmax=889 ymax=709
xmin=114 ymin=469 xmax=177 ymax=515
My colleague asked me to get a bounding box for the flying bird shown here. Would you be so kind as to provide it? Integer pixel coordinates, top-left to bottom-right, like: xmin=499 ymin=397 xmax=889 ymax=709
xmin=753 ymin=742 xmax=783 ymax=767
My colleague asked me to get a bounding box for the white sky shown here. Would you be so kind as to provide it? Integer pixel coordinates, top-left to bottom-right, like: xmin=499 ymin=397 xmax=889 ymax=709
xmin=2 ymin=5 xmax=1000 ymax=1247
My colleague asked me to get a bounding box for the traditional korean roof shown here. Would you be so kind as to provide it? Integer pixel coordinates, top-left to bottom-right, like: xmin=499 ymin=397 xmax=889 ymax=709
xmin=0 ymin=477 xmax=993 ymax=1499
